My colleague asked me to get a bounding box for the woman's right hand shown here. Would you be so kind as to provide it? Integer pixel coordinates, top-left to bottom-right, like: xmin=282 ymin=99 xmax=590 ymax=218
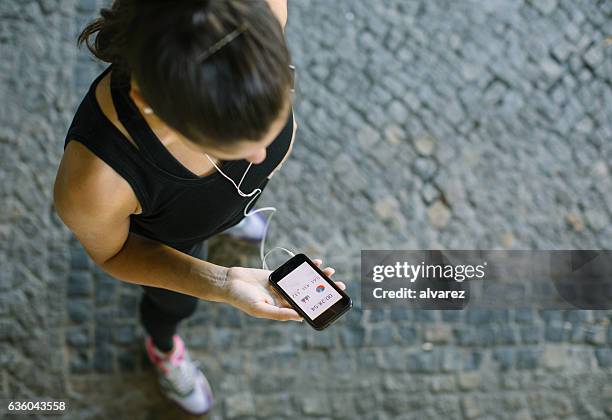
xmin=219 ymin=260 xmax=346 ymax=322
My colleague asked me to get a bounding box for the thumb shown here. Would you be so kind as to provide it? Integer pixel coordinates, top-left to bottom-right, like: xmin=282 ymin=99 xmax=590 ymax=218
xmin=252 ymin=302 xmax=304 ymax=322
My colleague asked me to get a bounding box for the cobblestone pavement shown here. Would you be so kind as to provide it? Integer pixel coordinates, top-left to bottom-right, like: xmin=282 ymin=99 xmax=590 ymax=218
xmin=1 ymin=0 xmax=612 ymax=419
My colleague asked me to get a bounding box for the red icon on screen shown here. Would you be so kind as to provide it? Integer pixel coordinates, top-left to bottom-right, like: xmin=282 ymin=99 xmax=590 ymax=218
xmin=315 ymin=284 xmax=326 ymax=293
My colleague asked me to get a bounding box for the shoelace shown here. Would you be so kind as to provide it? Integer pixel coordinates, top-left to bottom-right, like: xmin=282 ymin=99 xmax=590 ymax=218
xmin=164 ymin=353 xmax=199 ymax=396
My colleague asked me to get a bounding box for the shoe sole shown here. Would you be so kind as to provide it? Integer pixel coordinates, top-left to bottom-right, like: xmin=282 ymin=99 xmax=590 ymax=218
xmin=159 ymin=370 xmax=214 ymax=416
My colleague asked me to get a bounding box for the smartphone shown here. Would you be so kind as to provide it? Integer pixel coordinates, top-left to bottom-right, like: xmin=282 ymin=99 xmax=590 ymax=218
xmin=268 ymin=253 xmax=352 ymax=330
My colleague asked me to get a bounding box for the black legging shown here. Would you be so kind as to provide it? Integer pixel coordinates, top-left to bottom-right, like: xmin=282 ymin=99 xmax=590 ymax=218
xmin=139 ymin=240 xmax=208 ymax=352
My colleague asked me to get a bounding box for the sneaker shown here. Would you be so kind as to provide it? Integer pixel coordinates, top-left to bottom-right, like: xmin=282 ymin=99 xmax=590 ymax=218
xmin=145 ymin=335 xmax=214 ymax=415
xmin=221 ymin=212 xmax=268 ymax=243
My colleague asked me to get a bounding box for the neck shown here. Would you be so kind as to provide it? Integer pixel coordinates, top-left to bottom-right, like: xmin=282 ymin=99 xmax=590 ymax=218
xmin=139 ymin=109 xmax=180 ymax=146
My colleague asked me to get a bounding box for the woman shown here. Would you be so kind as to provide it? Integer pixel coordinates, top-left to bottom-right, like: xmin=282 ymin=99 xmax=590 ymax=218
xmin=53 ymin=0 xmax=345 ymax=415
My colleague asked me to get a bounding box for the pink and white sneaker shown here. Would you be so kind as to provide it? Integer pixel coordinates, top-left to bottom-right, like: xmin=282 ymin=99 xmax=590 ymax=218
xmin=145 ymin=335 xmax=214 ymax=415
xmin=221 ymin=212 xmax=268 ymax=243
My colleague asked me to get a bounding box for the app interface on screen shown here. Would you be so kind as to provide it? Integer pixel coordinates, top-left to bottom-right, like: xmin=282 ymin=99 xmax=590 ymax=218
xmin=277 ymin=262 xmax=343 ymax=320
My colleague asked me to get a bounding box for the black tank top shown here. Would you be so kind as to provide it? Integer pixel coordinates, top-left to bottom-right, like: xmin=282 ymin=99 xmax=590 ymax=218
xmin=63 ymin=64 xmax=294 ymax=253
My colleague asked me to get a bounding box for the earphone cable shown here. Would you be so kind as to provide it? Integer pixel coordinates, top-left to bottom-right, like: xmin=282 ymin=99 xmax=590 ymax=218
xmin=205 ymin=154 xmax=295 ymax=270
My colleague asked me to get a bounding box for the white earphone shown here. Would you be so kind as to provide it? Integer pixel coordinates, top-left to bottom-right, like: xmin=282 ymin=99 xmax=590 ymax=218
xmin=204 ymin=153 xmax=295 ymax=270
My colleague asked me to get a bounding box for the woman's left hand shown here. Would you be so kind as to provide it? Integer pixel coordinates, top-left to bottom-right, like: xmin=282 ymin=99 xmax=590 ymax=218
xmin=220 ymin=258 xmax=346 ymax=322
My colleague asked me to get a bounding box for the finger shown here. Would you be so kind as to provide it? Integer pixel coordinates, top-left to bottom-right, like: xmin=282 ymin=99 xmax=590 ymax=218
xmin=312 ymin=259 xmax=322 ymax=266
xmin=334 ymin=281 xmax=346 ymax=290
xmin=252 ymin=302 xmax=304 ymax=322
xmin=322 ymin=267 xmax=335 ymax=277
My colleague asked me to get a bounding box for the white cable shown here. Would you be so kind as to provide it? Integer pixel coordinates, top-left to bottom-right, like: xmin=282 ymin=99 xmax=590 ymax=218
xmin=205 ymin=154 xmax=295 ymax=270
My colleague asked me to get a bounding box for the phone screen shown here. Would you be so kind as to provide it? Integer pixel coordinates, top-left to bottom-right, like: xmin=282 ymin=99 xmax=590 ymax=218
xmin=277 ymin=261 xmax=343 ymax=320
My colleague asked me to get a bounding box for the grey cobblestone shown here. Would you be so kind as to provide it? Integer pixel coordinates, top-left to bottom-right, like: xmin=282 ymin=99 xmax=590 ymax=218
xmin=1 ymin=0 xmax=611 ymax=419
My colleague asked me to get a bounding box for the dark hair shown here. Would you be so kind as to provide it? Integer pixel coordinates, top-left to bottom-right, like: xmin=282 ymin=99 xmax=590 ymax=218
xmin=77 ymin=0 xmax=292 ymax=146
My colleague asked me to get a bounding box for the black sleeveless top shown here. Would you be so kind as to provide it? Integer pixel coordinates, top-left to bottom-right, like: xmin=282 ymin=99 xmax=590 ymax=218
xmin=63 ymin=64 xmax=294 ymax=253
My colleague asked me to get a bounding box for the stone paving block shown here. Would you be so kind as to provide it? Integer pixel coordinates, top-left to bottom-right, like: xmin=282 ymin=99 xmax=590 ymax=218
xmin=67 ymin=271 xmax=93 ymax=297
xmin=67 ymin=299 xmax=93 ymax=324
xmin=225 ymin=392 xmax=256 ymax=419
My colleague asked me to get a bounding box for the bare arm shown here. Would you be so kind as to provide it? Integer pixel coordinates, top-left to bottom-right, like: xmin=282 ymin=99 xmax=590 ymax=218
xmin=266 ymin=0 xmax=288 ymax=30
xmin=99 ymin=232 xmax=230 ymax=300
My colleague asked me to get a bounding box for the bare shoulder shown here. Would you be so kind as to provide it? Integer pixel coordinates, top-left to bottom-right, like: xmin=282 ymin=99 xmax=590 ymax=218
xmin=54 ymin=139 xmax=140 ymax=265
xmin=54 ymin=140 xmax=141 ymax=218
xmin=265 ymin=0 xmax=288 ymax=29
